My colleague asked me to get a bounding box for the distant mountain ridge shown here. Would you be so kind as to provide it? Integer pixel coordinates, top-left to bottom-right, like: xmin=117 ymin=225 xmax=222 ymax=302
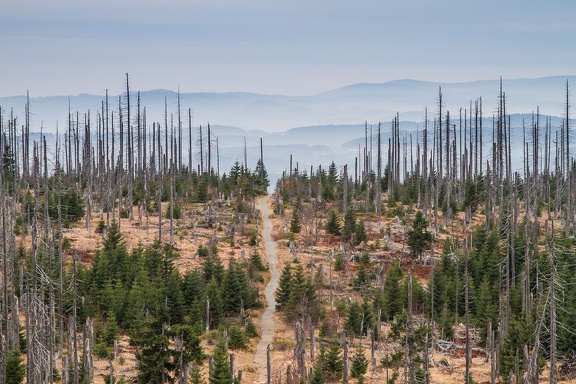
xmin=1 ymin=76 xmax=574 ymax=134
xmin=0 ymin=76 xmax=573 ymax=186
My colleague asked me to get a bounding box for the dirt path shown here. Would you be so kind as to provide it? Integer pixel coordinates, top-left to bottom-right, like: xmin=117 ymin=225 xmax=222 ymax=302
xmin=253 ymin=196 xmax=280 ymax=383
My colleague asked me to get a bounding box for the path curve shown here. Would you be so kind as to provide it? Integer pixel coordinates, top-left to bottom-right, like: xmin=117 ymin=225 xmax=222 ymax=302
xmin=253 ymin=196 xmax=280 ymax=383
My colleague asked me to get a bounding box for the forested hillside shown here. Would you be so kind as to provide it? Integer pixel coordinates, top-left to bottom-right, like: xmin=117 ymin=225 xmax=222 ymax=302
xmin=1 ymin=76 xmax=576 ymax=383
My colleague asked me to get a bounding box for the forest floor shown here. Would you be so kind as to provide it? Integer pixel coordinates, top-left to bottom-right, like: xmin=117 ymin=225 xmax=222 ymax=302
xmin=45 ymin=195 xmax=576 ymax=383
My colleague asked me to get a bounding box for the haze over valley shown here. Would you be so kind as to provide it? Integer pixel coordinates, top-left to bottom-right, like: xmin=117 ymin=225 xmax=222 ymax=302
xmin=1 ymin=75 xmax=572 ymax=185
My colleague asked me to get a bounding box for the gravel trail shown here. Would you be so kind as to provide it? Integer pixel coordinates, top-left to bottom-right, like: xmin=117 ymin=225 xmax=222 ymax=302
xmin=253 ymin=196 xmax=280 ymax=383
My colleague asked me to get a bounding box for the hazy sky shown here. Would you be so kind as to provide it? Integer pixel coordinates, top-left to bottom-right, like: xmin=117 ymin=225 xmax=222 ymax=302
xmin=2 ymin=0 xmax=575 ymax=97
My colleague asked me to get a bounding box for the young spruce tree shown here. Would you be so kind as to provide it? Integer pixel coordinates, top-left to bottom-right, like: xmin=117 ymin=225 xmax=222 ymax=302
xmin=407 ymin=211 xmax=433 ymax=263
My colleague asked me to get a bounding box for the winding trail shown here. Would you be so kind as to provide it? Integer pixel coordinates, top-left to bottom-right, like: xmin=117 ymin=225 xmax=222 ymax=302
xmin=253 ymin=196 xmax=280 ymax=383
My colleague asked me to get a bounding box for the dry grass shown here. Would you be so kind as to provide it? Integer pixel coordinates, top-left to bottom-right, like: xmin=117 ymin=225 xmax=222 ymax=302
xmin=19 ymin=195 xmax=576 ymax=383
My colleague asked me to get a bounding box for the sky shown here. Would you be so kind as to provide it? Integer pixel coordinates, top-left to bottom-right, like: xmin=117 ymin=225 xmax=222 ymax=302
xmin=1 ymin=0 xmax=576 ymax=97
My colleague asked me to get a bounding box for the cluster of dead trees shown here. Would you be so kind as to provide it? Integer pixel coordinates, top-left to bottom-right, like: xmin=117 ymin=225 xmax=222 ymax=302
xmin=273 ymin=79 xmax=574 ymax=383
xmin=0 ymin=74 xmax=270 ymax=383
xmin=0 ymin=75 xmax=574 ymax=383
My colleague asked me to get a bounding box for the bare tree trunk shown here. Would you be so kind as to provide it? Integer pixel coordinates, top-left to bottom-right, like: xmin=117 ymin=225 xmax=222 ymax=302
xmin=566 ymin=80 xmax=572 ymax=233
xmin=1 ymin=192 xmax=8 ymax=384
xmin=465 ymin=240 xmax=471 ymax=384
xmin=205 ymin=297 xmax=210 ymax=335
xmin=72 ymin=255 xmax=79 ymax=384
xmin=208 ymin=123 xmax=212 ymax=185
xmin=343 ymin=164 xmax=348 ymax=214
xmin=170 ymin=159 xmax=174 ymax=246
xmin=438 ymin=87 xmax=443 ymax=179
xmin=423 ymin=108 xmax=429 ymax=215
xmin=376 ymin=123 xmax=382 ymax=231
xmin=83 ymin=317 xmax=94 ymax=383
xmin=199 ymin=125 xmax=204 ymax=175
xmin=549 ymin=220 xmax=557 ymax=384
xmin=126 ymin=74 xmax=134 ymax=220
xmin=343 ymin=339 xmax=349 ymax=384
xmin=189 ymin=108 xmax=193 ymax=178
xmin=178 ymin=89 xmax=183 ymax=173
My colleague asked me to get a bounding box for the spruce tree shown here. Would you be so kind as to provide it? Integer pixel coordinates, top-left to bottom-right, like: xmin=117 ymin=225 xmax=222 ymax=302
xmin=189 ymin=363 xmax=206 ymax=384
xmin=6 ymin=349 xmax=25 ymax=384
xmin=222 ymin=259 xmax=253 ymax=315
xmin=353 ymin=264 xmax=369 ymax=291
xmin=290 ymin=210 xmax=301 ymax=234
xmin=320 ymin=343 xmax=344 ymax=382
xmin=204 ymin=278 xmax=224 ymax=329
xmin=249 ymin=250 xmax=267 ymax=272
xmin=342 ymin=208 xmax=356 ymax=243
xmin=209 ymin=339 xmax=230 ymax=384
xmin=104 ymin=312 xmax=120 ymax=346
xmin=325 ymin=210 xmax=341 ymax=236
xmin=327 ymin=161 xmax=338 ymax=185
xmin=463 ymin=178 xmax=479 ymax=213
xmin=354 ymin=219 xmax=367 ymax=246
xmin=351 ymin=348 xmax=369 ymax=379
xmin=134 ymin=316 xmax=175 ymax=384
xmin=322 ymin=161 xmax=338 ymax=200
xmin=195 ymin=178 xmax=208 ymax=203
xmin=228 ymin=325 xmax=247 ymax=350
xmin=346 ymin=299 xmax=373 ymax=337
xmin=143 ymin=240 xmax=174 ymax=281
xmin=280 ymin=261 xmax=322 ymax=322
xmin=284 ymin=263 xmax=309 ymax=320
xmin=166 ymin=270 xmax=185 ymax=324
xmin=182 ymin=270 xmax=204 ymax=306
xmin=1 ymin=141 xmax=16 ymax=190
xmin=275 ymin=263 xmax=292 ymax=311
xmin=381 ymin=262 xmax=404 ymax=320
xmin=103 ymin=219 xmax=123 ymax=253
xmin=203 ymin=254 xmax=224 ymax=284
xmin=124 ymin=269 xmax=150 ymax=332
xmin=255 ymin=158 xmax=270 ymax=192
xmin=345 ymin=301 xmax=362 ymax=337
xmin=310 ymin=361 xmax=325 ymax=384
xmin=407 ymin=211 xmax=433 ymax=263
xmin=172 ymin=325 xmax=205 ymax=369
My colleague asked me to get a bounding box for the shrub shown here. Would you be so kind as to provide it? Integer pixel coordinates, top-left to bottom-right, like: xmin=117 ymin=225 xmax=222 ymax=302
xmin=197 ymin=245 xmax=209 ymax=258
xmin=165 ymin=202 xmax=182 ymax=220
xmin=245 ymin=318 xmax=259 ymax=338
xmin=249 ymin=231 xmax=258 ymax=246
xmin=228 ymin=326 xmax=247 ymax=350
xmin=351 ymin=348 xmax=368 ymax=378
xmin=250 ymin=250 xmax=267 ymax=272
xmin=95 ymin=219 xmax=106 ymax=234
xmin=94 ymin=342 xmax=113 ymax=359
xmin=334 ymin=254 xmax=346 ymax=271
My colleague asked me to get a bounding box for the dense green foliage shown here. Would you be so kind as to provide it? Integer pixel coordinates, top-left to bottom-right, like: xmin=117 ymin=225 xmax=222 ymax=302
xmin=324 ymin=210 xmax=341 ymax=236
xmin=209 ymin=339 xmax=231 ymax=384
xmin=48 ymin=188 xmax=86 ymax=225
xmin=2 ymin=142 xmax=16 ymax=190
xmin=317 ymin=343 xmax=344 ymax=382
xmin=275 ymin=260 xmax=324 ymax=324
xmin=290 ymin=210 xmax=301 ymax=234
xmin=342 ymin=208 xmax=356 ymax=244
xmin=6 ymin=107 xmax=576 ymax=384
xmin=69 ymin=220 xmax=263 ymax=383
xmin=351 ymin=348 xmax=369 ymax=379
xmin=6 ymin=349 xmax=25 ymax=384
xmin=406 ymin=210 xmax=432 ymax=262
